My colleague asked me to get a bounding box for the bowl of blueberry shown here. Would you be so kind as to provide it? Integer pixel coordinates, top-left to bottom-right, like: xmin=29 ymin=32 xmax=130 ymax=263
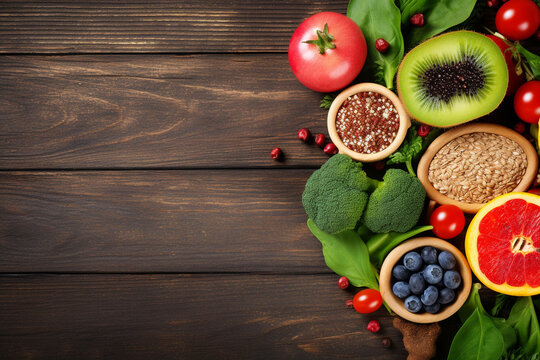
xmin=379 ymin=237 xmax=472 ymax=323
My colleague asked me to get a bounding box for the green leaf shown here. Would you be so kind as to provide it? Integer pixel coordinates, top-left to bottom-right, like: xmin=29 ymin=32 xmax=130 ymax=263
xmin=320 ymin=93 xmax=337 ymax=110
xmin=506 ymin=297 xmax=540 ymax=356
xmin=400 ymin=0 xmax=477 ymax=48
xmin=515 ymin=44 xmax=540 ymax=80
xmin=347 ymin=0 xmax=404 ymax=89
xmin=307 ymin=219 xmax=379 ymax=290
xmin=491 ymin=294 xmax=514 ymax=317
xmin=387 ymin=127 xmax=423 ymax=164
xmin=448 ymin=308 xmax=505 ymax=360
xmin=458 ymin=283 xmax=485 ymax=323
xmin=365 ymin=225 xmax=433 ymax=268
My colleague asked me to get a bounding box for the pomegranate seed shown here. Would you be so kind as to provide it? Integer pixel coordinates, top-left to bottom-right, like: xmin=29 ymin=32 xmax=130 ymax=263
xmin=270 ymin=147 xmax=282 ymax=160
xmin=374 ymin=161 xmax=386 ymax=171
xmin=324 ymin=143 xmax=338 ymax=155
xmin=375 ymin=38 xmax=390 ymax=53
xmin=487 ymin=0 xmax=498 ymax=7
xmin=417 ymin=124 xmax=431 ymax=138
xmin=314 ymin=133 xmax=326 ymax=147
xmin=382 ymin=337 xmax=392 ymax=348
xmin=514 ymin=121 xmax=527 ymax=134
xmin=298 ymin=128 xmax=311 ymax=142
xmin=367 ymin=320 xmax=381 ymax=333
xmin=338 ymin=276 xmax=349 ymax=289
xmin=345 ymin=299 xmax=354 ymax=308
xmin=410 ymin=13 xmax=425 ymax=27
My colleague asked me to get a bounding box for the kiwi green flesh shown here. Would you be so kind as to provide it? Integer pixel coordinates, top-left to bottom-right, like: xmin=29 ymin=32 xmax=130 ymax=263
xmin=398 ymin=31 xmax=508 ymax=127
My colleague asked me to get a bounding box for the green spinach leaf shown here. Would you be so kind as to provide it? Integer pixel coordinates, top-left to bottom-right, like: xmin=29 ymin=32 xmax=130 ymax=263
xmin=506 ymin=297 xmax=540 ymax=356
xmin=492 ymin=294 xmax=514 ymax=317
xmin=515 ymin=43 xmax=540 ymax=81
xmin=347 ymin=0 xmax=404 ymax=89
xmin=448 ymin=308 xmax=505 ymax=360
xmin=400 ymin=0 xmax=477 ymax=48
xmin=307 ymin=219 xmax=379 ymax=290
xmin=320 ymin=93 xmax=337 ymax=110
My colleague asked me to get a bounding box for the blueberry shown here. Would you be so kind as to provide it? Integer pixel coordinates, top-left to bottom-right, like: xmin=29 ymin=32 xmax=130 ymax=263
xmin=423 ymin=264 xmax=443 ymax=284
xmin=392 ymin=281 xmax=411 ymax=299
xmin=392 ymin=265 xmax=410 ymax=281
xmin=424 ymin=302 xmax=441 ymax=314
xmin=421 ymin=247 xmax=438 ymax=264
xmin=409 ymin=272 xmax=426 ymax=294
xmin=404 ymin=295 xmax=422 ymax=313
xmin=439 ymin=288 xmax=456 ymax=304
xmin=403 ymin=251 xmax=423 ymax=271
xmin=444 ymin=270 xmax=462 ymax=289
xmin=438 ymin=251 xmax=456 ymax=270
xmin=421 ymin=285 xmax=439 ymax=306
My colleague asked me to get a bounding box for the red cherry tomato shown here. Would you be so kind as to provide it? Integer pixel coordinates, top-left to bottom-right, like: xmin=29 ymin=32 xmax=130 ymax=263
xmin=514 ymin=81 xmax=540 ymax=124
xmin=288 ymin=12 xmax=367 ymax=92
xmin=353 ymin=289 xmax=383 ymax=314
xmin=486 ymin=35 xmax=524 ymax=96
xmin=430 ymin=205 xmax=466 ymax=240
xmin=496 ymin=0 xmax=540 ymax=41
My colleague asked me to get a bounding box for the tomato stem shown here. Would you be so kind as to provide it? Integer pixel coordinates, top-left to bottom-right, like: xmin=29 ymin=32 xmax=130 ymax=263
xmin=303 ymin=23 xmax=336 ymax=54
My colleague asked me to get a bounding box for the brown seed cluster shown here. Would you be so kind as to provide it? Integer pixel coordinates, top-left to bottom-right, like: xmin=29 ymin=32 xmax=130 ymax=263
xmin=428 ymin=132 xmax=527 ymax=204
xmin=335 ymin=92 xmax=400 ymax=154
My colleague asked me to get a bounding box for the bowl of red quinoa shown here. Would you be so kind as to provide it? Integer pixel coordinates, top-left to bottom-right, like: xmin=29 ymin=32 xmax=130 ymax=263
xmin=327 ymin=83 xmax=411 ymax=162
xmin=417 ymin=123 xmax=539 ymax=213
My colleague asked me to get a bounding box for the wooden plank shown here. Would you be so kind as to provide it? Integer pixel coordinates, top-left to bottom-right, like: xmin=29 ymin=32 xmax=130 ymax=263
xmin=0 ymin=169 xmax=335 ymax=273
xmin=0 ymin=54 xmax=331 ymax=169
xmin=0 ymin=0 xmax=347 ymax=54
xmin=0 ymin=273 xmax=408 ymax=359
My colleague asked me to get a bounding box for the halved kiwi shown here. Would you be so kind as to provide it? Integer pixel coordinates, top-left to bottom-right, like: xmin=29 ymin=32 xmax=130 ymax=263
xmin=397 ymin=31 xmax=508 ymax=127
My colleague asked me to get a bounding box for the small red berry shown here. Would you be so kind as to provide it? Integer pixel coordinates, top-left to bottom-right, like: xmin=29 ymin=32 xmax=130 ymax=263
xmin=487 ymin=0 xmax=499 ymax=7
xmin=417 ymin=124 xmax=431 ymax=138
xmin=375 ymin=38 xmax=390 ymax=53
xmin=345 ymin=299 xmax=354 ymax=308
xmin=410 ymin=13 xmax=425 ymax=27
xmin=382 ymin=337 xmax=392 ymax=348
xmin=338 ymin=276 xmax=349 ymax=290
xmin=314 ymin=133 xmax=326 ymax=147
xmin=513 ymin=121 xmax=527 ymax=134
xmin=535 ymin=29 xmax=540 ymax=42
xmin=298 ymin=128 xmax=311 ymax=142
xmin=367 ymin=320 xmax=381 ymax=333
xmin=270 ymin=147 xmax=282 ymax=160
xmin=323 ymin=143 xmax=338 ymax=155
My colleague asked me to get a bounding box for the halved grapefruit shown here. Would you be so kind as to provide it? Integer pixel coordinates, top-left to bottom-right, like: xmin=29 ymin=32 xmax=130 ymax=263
xmin=466 ymin=192 xmax=540 ymax=296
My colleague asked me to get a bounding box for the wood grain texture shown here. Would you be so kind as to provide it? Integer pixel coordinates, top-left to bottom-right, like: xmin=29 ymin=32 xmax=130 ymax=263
xmin=0 ymin=0 xmax=347 ymax=54
xmin=0 ymin=54 xmax=332 ymax=169
xmin=0 ymin=169 xmax=338 ymax=273
xmin=0 ymin=274 xmax=408 ymax=360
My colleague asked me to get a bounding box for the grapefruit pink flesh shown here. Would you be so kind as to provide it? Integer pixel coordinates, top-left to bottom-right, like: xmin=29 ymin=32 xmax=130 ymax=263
xmin=466 ymin=193 xmax=540 ymax=296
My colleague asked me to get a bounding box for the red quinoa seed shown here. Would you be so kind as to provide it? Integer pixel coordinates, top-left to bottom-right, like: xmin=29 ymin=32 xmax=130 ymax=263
xmin=375 ymin=38 xmax=390 ymax=53
xmin=315 ymin=133 xmax=326 ymax=147
xmin=298 ymin=128 xmax=311 ymax=142
xmin=335 ymin=91 xmax=399 ymax=154
xmin=367 ymin=320 xmax=381 ymax=333
xmin=270 ymin=147 xmax=282 ymax=160
xmin=338 ymin=276 xmax=349 ymax=289
xmin=410 ymin=13 xmax=425 ymax=27
xmin=324 ymin=143 xmax=338 ymax=155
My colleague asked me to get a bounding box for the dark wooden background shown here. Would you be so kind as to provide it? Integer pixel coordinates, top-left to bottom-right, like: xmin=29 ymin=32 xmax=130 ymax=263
xmin=0 ymin=1 xmax=527 ymax=359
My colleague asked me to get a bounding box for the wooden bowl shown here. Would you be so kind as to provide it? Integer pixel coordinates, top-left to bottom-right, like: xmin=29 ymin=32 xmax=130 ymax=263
xmin=327 ymin=83 xmax=410 ymax=162
xmin=379 ymin=237 xmax=472 ymax=324
xmin=417 ymin=123 xmax=539 ymax=213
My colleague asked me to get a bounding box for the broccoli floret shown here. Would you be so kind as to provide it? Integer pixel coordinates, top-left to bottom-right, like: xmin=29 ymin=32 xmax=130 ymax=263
xmin=363 ymin=169 xmax=426 ymax=233
xmin=302 ymin=155 xmax=377 ymax=234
